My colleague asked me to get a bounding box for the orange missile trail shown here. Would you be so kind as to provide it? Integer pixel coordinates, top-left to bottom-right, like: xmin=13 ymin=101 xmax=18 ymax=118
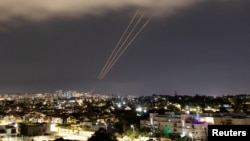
xmin=99 ymin=12 xmax=145 ymax=79
xmin=98 ymin=9 xmax=152 ymax=79
xmin=101 ymin=16 xmax=152 ymax=79
xmin=97 ymin=9 xmax=141 ymax=79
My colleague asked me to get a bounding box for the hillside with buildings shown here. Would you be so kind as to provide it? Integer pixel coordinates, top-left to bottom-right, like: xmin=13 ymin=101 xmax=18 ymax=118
xmin=0 ymin=91 xmax=250 ymax=141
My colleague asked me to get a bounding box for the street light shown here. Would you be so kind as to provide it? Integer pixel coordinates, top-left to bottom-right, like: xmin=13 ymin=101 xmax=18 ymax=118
xmin=15 ymin=123 xmax=18 ymax=141
xmin=104 ymin=122 xmax=107 ymax=130
xmin=131 ymin=125 xmax=134 ymax=134
xmin=131 ymin=124 xmax=135 ymax=140
xmin=189 ymin=132 xmax=193 ymax=141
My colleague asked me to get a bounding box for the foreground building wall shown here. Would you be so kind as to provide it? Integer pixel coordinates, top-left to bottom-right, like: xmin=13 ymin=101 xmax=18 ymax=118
xmin=141 ymin=112 xmax=250 ymax=140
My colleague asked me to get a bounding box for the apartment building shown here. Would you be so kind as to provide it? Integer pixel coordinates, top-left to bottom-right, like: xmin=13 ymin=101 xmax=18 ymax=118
xmin=141 ymin=112 xmax=207 ymax=141
xmin=141 ymin=112 xmax=250 ymax=140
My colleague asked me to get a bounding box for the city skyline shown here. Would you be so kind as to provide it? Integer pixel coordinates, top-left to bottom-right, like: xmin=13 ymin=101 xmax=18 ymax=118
xmin=0 ymin=0 xmax=250 ymax=96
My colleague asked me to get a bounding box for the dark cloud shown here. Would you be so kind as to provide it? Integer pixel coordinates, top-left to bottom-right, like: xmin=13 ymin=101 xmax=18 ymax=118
xmin=0 ymin=0 xmax=200 ymax=31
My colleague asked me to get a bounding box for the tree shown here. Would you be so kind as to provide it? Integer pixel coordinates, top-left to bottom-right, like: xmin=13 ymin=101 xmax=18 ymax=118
xmin=88 ymin=128 xmax=118 ymax=141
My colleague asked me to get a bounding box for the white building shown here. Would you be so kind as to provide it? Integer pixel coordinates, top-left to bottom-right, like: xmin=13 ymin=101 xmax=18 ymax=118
xmin=140 ymin=112 xmax=207 ymax=140
xmin=141 ymin=112 xmax=250 ymax=140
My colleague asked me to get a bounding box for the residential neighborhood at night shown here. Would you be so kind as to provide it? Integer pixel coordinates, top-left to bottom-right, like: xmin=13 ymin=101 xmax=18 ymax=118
xmin=0 ymin=90 xmax=250 ymax=141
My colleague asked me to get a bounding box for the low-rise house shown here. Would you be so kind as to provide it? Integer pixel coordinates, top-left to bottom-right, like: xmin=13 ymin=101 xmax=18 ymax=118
xmin=0 ymin=129 xmax=6 ymax=137
xmin=18 ymin=122 xmax=50 ymax=136
xmin=0 ymin=124 xmax=18 ymax=137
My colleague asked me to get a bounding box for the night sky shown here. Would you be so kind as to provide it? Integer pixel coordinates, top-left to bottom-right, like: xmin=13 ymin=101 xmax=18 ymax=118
xmin=0 ymin=0 xmax=250 ymax=96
